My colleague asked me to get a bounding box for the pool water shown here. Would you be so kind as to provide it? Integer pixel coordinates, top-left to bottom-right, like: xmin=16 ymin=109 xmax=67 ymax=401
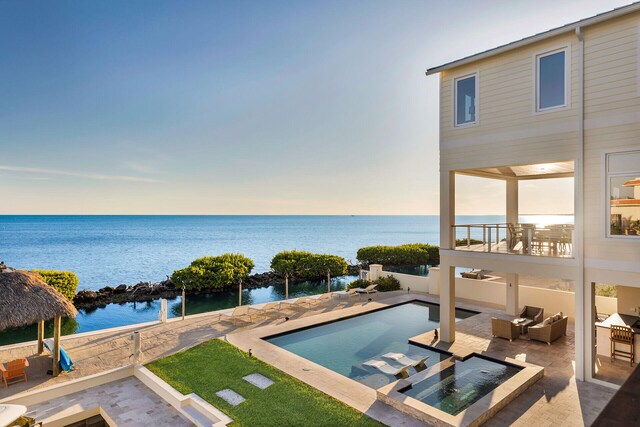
xmin=267 ymin=302 xmax=476 ymax=387
xmin=400 ymin=356 xmax=521 ymax=415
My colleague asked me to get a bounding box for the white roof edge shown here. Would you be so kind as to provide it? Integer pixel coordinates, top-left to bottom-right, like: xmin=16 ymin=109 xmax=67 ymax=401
xmin=426 ymin=1 xmax=640 ymax=76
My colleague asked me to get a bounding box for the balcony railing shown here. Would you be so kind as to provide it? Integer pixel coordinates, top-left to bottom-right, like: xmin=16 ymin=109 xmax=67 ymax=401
xmin=452 ymin=223 xmax=574 ymax=258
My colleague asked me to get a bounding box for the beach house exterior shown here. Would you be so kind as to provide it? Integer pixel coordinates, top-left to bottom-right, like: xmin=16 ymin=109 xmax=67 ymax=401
xmin=427 ymin=2 xmax=640 ymax=387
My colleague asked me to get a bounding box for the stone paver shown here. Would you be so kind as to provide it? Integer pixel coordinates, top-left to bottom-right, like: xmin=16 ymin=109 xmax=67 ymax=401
xmin=228 ymin=293 xmax=617 ymax=427
xmin=25 ymin=376 xmax=192 ymax=427
xmin=216 ymin=388 xmax=245 ymax=406
xmin=0 ymin=296 xmax=369 ymax=400
xmin=1 ymin=292 xmax=619 ymax=426
xmin=243 ymin=373 xmax=274 ymax=389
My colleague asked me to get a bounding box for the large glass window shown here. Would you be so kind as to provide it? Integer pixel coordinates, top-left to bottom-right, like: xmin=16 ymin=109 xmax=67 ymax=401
xmin=455 ymin=74 xmax=477 ymax=126
xmin=536 ymin=49 xmax=566 ymax=111
xmin=607 ymin=150 xmax=640 ymax=237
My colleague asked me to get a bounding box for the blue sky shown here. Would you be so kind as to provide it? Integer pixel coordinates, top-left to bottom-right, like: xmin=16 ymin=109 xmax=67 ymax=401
xmin=0 ymin=0 xmax=631 ymax=214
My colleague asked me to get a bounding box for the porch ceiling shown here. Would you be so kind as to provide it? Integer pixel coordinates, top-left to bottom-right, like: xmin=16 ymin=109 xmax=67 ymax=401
xmin=459 ymin=161 xmax=574 ymax=180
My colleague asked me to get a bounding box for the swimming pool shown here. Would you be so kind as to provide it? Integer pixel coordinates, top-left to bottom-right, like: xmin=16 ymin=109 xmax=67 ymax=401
xmin=399 ymin=355 xmax=521 ymax=415
xmin=266 ymin=301 xmax=476 ymax=388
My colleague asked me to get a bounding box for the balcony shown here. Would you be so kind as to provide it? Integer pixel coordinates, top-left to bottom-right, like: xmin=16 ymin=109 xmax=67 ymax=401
xmin=452 ymin=223 xmax=574 ymax=258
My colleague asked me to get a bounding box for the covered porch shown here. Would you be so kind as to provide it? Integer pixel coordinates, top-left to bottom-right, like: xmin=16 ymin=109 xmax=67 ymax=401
xmin=448 ymin=160 xmax=575 ymax=258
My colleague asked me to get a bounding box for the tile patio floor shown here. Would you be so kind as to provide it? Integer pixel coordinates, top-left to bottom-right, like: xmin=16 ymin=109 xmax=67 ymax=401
xmin=25 ymin=376 xmax=193 ymax=427
xmin=0 ymin=291 xmax=619 ymax=426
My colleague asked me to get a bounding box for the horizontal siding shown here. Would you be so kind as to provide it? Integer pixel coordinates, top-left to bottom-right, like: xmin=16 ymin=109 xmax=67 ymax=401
xmin=440 ymin=32 xmax=580 ymax=150
xmin=437 ymin=10 xmax=640 ymax=269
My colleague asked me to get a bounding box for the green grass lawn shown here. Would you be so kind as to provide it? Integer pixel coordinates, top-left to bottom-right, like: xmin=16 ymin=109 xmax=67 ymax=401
xmin=146 ymin=339 xmax=383 ymax=427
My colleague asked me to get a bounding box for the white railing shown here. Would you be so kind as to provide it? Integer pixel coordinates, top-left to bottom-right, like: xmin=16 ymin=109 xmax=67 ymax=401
xmin=451 ymin=223 xmax=574 ymax=258
xmin=359 ymin=270 xmax=369 ymax=280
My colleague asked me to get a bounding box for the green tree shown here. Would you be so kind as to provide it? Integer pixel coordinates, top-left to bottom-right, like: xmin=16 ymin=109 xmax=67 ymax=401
xmin=34 ymin=270 xmax=79 ymax=302
xmin=271 ymin=250 xmax=347 ymax=280
xmin=356 ymin=243 xmax=439 ymax=266
xmin=171 ymin=253 xmax=254 ymax=291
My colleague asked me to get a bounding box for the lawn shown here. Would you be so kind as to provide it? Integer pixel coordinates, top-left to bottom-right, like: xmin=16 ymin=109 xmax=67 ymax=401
xmin=146 ymin=339 xmax=383 ymax=427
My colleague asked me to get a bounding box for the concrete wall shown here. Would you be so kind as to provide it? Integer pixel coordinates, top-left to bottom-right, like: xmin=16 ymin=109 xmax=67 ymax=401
xmin=423 ymin=267 xmax=582 ymax=320
xmin=615 ymin=285 xmax=640 ymax=316
xmin=595 ymin=295 xmax=618 ymax=316
xmin=379 ymin=270 xmax=429 ymax=293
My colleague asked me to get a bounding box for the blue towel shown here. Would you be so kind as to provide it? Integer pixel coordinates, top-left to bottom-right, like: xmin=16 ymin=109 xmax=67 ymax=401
xmin=59 ymin=347 xmax=73 ymax=371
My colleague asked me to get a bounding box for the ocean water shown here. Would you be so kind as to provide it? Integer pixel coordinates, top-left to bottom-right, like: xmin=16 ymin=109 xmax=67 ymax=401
xmin=0 ymin=214 xmax=573 ymax=344
xmin=0 ymin=215 xmax=505 ymax=290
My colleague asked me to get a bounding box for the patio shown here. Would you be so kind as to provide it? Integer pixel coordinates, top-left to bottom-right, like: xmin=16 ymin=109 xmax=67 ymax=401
xmin=0 ymin=291 xmax=618 ymax=426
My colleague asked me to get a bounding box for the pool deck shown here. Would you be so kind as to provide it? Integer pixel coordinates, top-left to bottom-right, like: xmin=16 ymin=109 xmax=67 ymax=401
xmin=1 ymin=291 xmax=617 ymax=426
xmin=227 ymin=292 xmax=616 ymax=427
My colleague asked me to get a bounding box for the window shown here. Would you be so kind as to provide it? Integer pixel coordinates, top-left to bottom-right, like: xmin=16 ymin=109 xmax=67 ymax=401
xmin=536 ymin=49 xmax=567 ymax=111
xmin=454 ymin=74 xmax=477 ymax=126
xmin=606 ymin=150 xmax=640 ymax=237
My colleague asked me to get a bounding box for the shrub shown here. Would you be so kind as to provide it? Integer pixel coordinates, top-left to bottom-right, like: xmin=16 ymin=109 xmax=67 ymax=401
xmin=347 ymin=276 xmax=400 ymax=292
xmin=171 ymin=253 xmax=254 ymax=291
xmin=347 ymin=279 xmax=371 ymax=290
xmin=595 ymin=284 xmax=617 ymax=298
xmin=271 ymin=250 xmax=348 ymax=280
xmin=375 ymin=275 xmax=401 ymax=292
xmin=455 ymin=238 xmax=484 ymax=246
xmin=34 ymin=270 xmax=79 ymax=302
xmin=356 ymin=243 xmax=439 ymax=266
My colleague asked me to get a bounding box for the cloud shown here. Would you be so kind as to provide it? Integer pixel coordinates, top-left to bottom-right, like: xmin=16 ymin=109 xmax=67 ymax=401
xmin=0 ymin=165 xmax=161 ymax=183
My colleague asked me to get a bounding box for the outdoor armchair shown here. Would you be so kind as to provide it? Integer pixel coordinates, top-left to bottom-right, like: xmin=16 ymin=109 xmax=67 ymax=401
xmin=519 ymin=306 xmax=544 ymax=325
xmin=1 ymin=358 xmax=28 ymax=387
xmin=491 ymin=318 xmax=520 ymax=342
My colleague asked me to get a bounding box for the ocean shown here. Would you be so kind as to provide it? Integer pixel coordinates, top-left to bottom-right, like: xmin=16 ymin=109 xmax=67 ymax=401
xmin=1 ymin=215 xmax=463 ymax=290
xmin=0 ymin=214 xmax=572 ymax=344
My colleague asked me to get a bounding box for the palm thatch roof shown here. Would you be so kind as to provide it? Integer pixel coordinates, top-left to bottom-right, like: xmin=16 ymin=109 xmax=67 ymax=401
xmin=0 ymin=269 xmax=77 ymax=330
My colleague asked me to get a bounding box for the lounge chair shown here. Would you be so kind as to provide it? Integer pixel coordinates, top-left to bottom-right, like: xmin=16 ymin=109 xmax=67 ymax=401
xmin=381 ymin=353 xmax=428 ymax=371
xmin=220 ymin=305 xmax=262 ymax=323
xmin=308 ymin=293 xmax=334 ymax=304
xmin=280 ymin=297 xmax=317 ymax=310
xmin=0 ymin=359 xmax=29 ymax=386
xmin=355 ymin=284 xmax=378 ymax=294
xmin=461 ymin=269 xmax=486 ymax=279
xmin=363 ymin=359 xmax=409 ymax=379
xmin=333 ymin=288 xmax=360 ymax=298
xmin=260 ymin=302 xmax=282 ymax=314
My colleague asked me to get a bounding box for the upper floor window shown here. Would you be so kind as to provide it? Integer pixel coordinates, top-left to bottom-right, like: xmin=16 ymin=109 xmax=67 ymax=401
xmin=607 ymin=150 xmax=640 ymax=238
xmin=454 ymin=73 xmax=477 ymax=127
xmin=536 ymin=49 xmax=567 ymax=111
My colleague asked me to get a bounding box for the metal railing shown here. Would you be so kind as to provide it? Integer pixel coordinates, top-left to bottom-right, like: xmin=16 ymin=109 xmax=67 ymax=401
xmin=451 ymin=223 xmax=574 ymax=258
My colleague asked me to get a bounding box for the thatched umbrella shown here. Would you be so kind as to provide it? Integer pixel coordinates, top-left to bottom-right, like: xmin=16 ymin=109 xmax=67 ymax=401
xmin=0 ymin=269 xmax=77 ymax=376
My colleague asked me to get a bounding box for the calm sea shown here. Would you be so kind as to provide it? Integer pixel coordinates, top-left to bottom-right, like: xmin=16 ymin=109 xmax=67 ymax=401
xmin=0 ymin=215 xmax=487 ymax=290
xmin=0 ymin=214 xmax=571 ymax=344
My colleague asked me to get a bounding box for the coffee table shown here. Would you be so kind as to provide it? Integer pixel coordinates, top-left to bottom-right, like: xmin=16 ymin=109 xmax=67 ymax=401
xmin=513 ymin=318 xmax=535 ymax=334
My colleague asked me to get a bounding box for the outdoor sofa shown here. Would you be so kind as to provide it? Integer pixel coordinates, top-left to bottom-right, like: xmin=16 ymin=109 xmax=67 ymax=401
xmin=528 ymin=313 xmax=568 ymax=345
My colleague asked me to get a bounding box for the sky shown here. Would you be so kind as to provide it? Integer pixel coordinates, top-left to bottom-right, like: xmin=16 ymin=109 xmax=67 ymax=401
xmin=0 ymin=0 xmax=631 ymax=215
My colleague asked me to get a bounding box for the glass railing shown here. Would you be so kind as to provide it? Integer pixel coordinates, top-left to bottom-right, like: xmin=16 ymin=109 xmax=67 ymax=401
xmin=451 ymin=223 xmax=574 ymax=258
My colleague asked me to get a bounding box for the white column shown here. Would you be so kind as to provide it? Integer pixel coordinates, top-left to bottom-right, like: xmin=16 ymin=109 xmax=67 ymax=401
xmin=158 ymin=299 xmax=168 ymax=323
xmin=369 ymin=264 xmax=383 ymax=281
xmin=428 ymin=267 xmax=440 ymax=295
xmin=506 ymin=178 xmax=518 ymax=225
xmin=506 ymin=272 xmax=519 ymax=315
xmin=440 ymin=262 xmax=456 ymax=343
xmin=440 ymin=170 xmax=455 ymax=249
